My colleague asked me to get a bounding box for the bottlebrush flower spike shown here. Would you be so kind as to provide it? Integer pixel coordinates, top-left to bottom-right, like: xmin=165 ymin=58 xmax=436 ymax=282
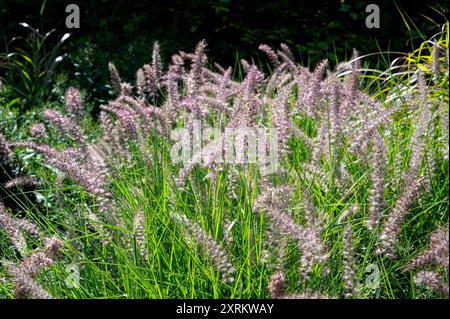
xmin=268 ymin=270 xmax=333 ymax=299
xmin=187 ymin=40 xmax=208 ymax=95
xmin=366 ymin=130 xmax=387 ymax=230
xmin=240 ymin=59 xmax=250 ymax=73
xmin=11 ymin=140 xmax=113 ymax=217
xmin=414 ymin=271 xmax=449 ymax=297
xmin=404 ymin=97 xmax=431 ymax=186
xmin=342 ymin=224 xmax=361 ymax=298
xmin=0 ymin=132 xmax=12 ymax=166
xmin=310 ymin=117 xmax=329 ymax=166
xmin=304 ymin=59 xmax=328 ymax=118
xmin=171 ymin=212 xmax=235 ymax=283
xmin=133 ymin=209 xmax=148 ymax=260
xmin=346 ymin=48 xmax=361 ymax=101
xmin=142 ymin=64 xmax=158 ymax=98
xmin=98 ymin=111 xmax=129 ymax=161
xmin=276 ymin=43 xmax=297 ymax=73
xmin=376 ymin=177 xmax=426 ymax=259
xmin=430 ymin=42 xmax=441 ymax=79
xmin=136 ymin=68 xmax=145 ymax=97
xmin=270 ymin=83 xmax=293 ymax=157
xmin=101 ymin=102 xmax=140 ymax=138
xmin=5 ymin=236 xmax=63 ymax=299
xmin=328 ymin=77 xmax=342 ymax=146
xmin=151 ymin=41 xmax=163 ymax=84
xmin=259 ymin=44 xmax=281 ymax=69
xmin=120 ymin=82 xmax=133 ymax=96
xmin=44 ymin=109 xmax=86 ymax=144
xmin=4 ymin=263 xmax=52 ymax=299
xmin=268 ymin=271 xmax=287 ymax=298
xmin=280 ymin=43 xmax=295 ymax=63
xmin=0 ymin=200 xmax=41 ymax=257
xmin=254 ymin=184 xmax=328 ymax=278
xmin=4 ymin=176 xmax=39 ymax=189
xmin=30 ymin=123 xmax=47 ymax=138
xmin=108 ymin=62 xmax=123 ymax=95
xmin=163 ymin=54 xmax=184 ymax=122
xmin=65 ymin=87 xmax=83 ymax=123
xmin=404 ymin=226 xmax=449 ymax=271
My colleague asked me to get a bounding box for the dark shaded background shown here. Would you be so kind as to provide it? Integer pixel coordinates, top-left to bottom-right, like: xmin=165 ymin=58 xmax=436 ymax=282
xmin=0 ymin=0 xmax=448 ymax=107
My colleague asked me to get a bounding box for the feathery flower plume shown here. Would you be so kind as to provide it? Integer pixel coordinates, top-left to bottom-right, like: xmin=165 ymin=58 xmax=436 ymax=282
xmin=11 ymin=141 xmax=113 ymax=217
xmin=0 ymin=132 xmax=12 ymax=166
xmin=65 ymin=87 xmax=83 ymax=123
xmin=439 ymin=101 xmax=449 ymax=160
xmin=254 ymin=184 xmax=328 ymax=278
xmin=163 ymin=54 xmax=184 ymax=121
xmin=404 ymin=226 xmax=449 ymax=271
xmin=136 ymin=68 xmax=146 ymax=97
xmin=310 ymin=118 xmax=328 ymax=166
xmin=347 ymin=109 xmax=392 ymax=155
xmin=377 ymin=177 xmax=425 ymax=258
xmin=240 ymin=59 xmax=250 ymax=73
xmin=101 ymin=102 xmax=139 ymax=138
xmin=108 ymin=62 xmax=123 ymax=95
xmin=259 ymin=44 xmax=280 ymax=69
xmin=141 ymin=64 xmax=158 ymax=98
xmin=414 ymin=271 xmax=449 ymax=297
xmin=366 ymin=130 xmax=387 ymax=230
xmin=271 ymin=84 xmax=293 ymax=157
xmin=328 ymin=77 xmax=341 ymax=146
xmin=120 ymin=82 xmax=133 ymax=96
xmin=176 ymin=64 xmax=263 ymax=183
xmin=337 ymin=50 xmax=360 ymax=120
xmin=268 ymin=270 xmax=333 ymax=299
xmin=44 ymin=109 xmax=86 ymax=144
xmin=5 ymin=236 xmax=63 ymax=299
xmin=98 ymin=111 xmax=129 ymax=161
xmin=151 ymin=41 xmax=163 ymax=83
xmin=0 ymin=200 xmax=41 ymax=256
xmin=253 ymin=185 xmax=300 ymax=238
xmin=30 ymin=123 xmax=47 ymax=138
xmin=403 ymin=77 xmax=431 ymax=185
xmin=4 ymin=176 xmax=39 ymax=189
xmin=268 ymin=271 xmax=287 ymax=298
xmin=304 ymin=59 xmax=328 ymax=117
xmin=430 ymin=42 xmax=440 ymax=79
xmin=277 ymin=51 xmax=296 ymax=74
xmin=346 ymin=49 xmax=360 ymax=99
xmin=213 ymin=62 xmax=226 ymax=74
xmin=171 ymin=213 xmax=235 ymax=283
xmin=187 ymin=40 xmax=208 ymax=95
xmin=133 ymin=209 xmax=148 ymax=260
xmin=342 ymin=224 xmax=361 ymax=298
xmin=280 ymin=43 xmax=294 ymax=62
xmin=4 ymin=263 xmax=52 ymax=299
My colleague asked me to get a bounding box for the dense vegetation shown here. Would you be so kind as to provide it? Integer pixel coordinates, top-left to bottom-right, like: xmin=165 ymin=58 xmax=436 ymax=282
xmin=0 ymin=2 xmax=448 ymax=300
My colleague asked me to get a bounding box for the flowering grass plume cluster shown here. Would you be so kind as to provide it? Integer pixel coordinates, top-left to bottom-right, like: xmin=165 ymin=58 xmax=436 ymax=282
xmin=1 ymin=200 xmax=63 ymax=298
xmin=0 ymin=24 xmax=448 ymax=299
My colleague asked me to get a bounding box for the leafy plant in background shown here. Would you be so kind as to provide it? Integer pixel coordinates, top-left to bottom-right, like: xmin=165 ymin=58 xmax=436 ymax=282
xmin=0 ymin=22 xmax=70 ymax=110
xmin=0 ymin=20 xmax=448 ymax=299
xmin=67 ymin=40 xmax=117 ymax=107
